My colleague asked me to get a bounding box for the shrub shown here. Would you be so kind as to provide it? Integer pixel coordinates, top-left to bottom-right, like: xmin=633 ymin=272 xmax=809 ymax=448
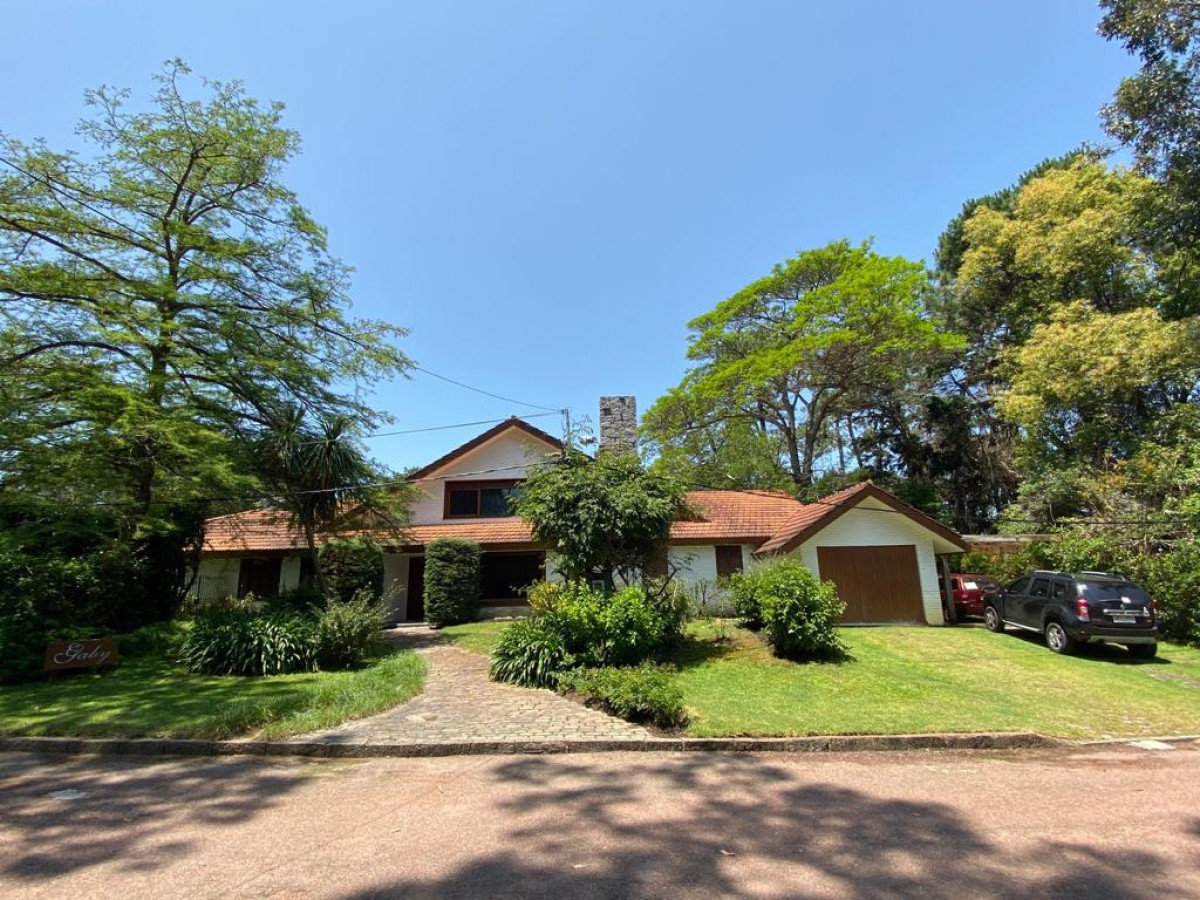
xmin=423 ymin=538 xmax=483 ymax=627
xmin=489 ymin=618 xmax=575 ymax=688
xmin=525 ymin=580 xmax=564 ymax=616
xmin=319 ymin=538 xmax=385 ymax=605
xmin=180 ymin=607 xmax=316 ymax=676
xmin=558 ymin=664 xmax=687 ymax=728
xmin=269 ymin=582 xmax=326 ymax=614
xmin=119 ymin=620 xmax=191 ymax=659
xmin=728 ymin=568 xmax=767 ymax=628
xmin=314 ymin=589 xmax=386 ymax=669
xmin=744 ymin=558 xmax=846 ymax=661
xmin=546 ymin=582 xmax=682 ymax=667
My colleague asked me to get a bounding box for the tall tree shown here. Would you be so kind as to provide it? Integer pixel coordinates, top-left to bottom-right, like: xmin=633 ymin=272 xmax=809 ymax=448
xmin=1101 ymin=5 xmax=1200 ymax=229
xmin=643 ymin=240 xmax=962 ymax=488
xmin=0 ymin=61 xmax=409 ymax=536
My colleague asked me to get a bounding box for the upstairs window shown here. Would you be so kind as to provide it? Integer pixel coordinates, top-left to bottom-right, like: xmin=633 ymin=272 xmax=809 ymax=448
xmin=444 ymin=480 xmax=522 ymax=518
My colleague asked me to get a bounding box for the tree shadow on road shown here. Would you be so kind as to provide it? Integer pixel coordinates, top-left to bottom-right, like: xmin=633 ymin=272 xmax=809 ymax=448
xmin=0 ymin=752 xmax=304 ymax=882
xmin=345 ymin=753 xmax=1180 ymax=900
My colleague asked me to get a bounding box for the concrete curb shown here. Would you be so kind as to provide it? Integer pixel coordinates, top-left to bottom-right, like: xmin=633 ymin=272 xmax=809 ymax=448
xmin=0 ymin=731 xmax=1062 ymax=760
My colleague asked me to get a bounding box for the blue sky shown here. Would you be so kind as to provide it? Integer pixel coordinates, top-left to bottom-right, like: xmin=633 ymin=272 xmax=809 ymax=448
xmin=3 ymin=1 xmax=1133 ymax=471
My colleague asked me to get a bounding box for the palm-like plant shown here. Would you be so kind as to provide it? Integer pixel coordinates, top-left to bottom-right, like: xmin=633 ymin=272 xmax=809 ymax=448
xmin=255 ymin=409 xmax=400 ymax=594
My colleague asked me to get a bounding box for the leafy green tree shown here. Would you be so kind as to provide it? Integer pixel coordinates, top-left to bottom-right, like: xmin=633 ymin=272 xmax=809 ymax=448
xmin=0 ymin=61 xmax=408 ymax=535
xmin=643 ymin=414 xmax=793 ymax=492
xmin=934 ymin=151 xmax=1084 ymax=289
xmin=1101 ymin=1 xmax=1200 ymax=251
xmin=999 ymin=301 xmax=1199 ymax=466
xmin=644 ymin=240 xmax=962 ymax=488
xmin=514 ymin=449 xmax=688 ymax=587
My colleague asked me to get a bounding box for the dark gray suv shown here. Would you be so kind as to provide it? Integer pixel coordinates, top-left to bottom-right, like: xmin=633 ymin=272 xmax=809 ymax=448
xmin=984 ymin=570 xmax=1159 ymax=658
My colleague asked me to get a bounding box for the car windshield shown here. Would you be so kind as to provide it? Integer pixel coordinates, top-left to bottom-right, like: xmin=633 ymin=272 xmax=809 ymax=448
xmin=977 ymin=577 xmax=999 ymax=589
xmin=1079 ymin=581 xmax=1148 ymax=603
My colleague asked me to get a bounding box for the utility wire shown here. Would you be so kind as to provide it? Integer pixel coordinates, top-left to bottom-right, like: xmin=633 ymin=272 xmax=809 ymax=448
xmin=411 ymin=365 xmax=564 ymax=413
xmin=290 ymin=411 xmax=561 ymax=446
xmin=73 ymin=462 xmax=550 ymax=511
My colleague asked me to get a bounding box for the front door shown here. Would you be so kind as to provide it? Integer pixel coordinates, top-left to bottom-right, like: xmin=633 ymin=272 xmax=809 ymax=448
xmin=406 ymin=557 xmax=425 ymax=622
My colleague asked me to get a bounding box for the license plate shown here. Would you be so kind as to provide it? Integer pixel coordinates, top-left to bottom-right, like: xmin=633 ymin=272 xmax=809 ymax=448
xmin=1112 ymin=616 xmax=1136 ymax=625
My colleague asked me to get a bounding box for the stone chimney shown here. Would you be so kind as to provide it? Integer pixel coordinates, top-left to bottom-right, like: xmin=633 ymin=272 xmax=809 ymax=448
xmin=598 ymin=396 xmax=637 ymax=454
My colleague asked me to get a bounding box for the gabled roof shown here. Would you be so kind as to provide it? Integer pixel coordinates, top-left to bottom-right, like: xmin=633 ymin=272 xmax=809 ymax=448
xmin=754 ymin=481 xmax=968 ymax=556
xmin=198 ymin=418 xmax=966 ymax=557
xmin=406 ymin=417 xmax=563 ymax=481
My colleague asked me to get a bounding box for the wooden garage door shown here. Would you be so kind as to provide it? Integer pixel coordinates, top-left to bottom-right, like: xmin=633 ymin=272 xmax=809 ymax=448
xmin=816 ymin=545 xmax=925 ymax=623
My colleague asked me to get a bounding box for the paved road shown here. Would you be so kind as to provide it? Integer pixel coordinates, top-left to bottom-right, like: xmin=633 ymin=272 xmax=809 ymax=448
xmin=2 ymin=744 xmax=1199 ymax=899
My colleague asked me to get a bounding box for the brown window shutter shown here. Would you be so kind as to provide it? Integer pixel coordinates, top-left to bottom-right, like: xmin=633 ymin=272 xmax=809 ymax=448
xmin=715 ymin=545 xmax=744 ymax=577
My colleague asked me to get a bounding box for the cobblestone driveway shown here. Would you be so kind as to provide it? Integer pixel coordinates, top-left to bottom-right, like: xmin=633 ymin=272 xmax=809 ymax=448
xmin=299 ymin=626 xmax=648 ymax=745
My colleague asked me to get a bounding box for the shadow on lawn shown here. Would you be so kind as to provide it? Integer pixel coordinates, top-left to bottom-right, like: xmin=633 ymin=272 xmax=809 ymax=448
xmin=0 ymin=753 xmax=304 ymax=882
xmin=342 ymin=753 xmax=1182 ymax=900
xmin=1001 ymin=629 xmax=1173 ymax=667
xmin=0 ymin=661 xmax=321 ymax=738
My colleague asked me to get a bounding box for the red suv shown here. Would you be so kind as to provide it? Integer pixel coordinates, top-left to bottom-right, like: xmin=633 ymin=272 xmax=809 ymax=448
xmin=942 ymin=573 xmax=1001 ymax=619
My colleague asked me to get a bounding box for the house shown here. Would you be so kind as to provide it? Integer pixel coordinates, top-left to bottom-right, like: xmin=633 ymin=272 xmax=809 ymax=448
xmin=194 ymin=397 xmax=967 ymax=625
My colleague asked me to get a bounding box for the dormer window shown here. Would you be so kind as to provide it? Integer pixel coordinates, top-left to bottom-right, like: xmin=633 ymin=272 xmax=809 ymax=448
xmin=444 ymin=480 xmax=522 ymax=518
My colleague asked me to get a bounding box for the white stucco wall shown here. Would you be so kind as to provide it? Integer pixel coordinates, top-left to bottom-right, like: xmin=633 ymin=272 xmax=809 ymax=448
xmin=409 ymin=430 xmax=559 ymax=525
xmin=280 ymin=556 xmax=302 ymax=593
xmin=790 ymin=498 xmax=946 ymax=625
xmin=190 ymin=557 xmax=240 ymax=600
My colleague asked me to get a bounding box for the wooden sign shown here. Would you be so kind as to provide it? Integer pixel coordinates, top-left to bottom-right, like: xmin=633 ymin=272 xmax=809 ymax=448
xmin=44 ymin=638 xmax=119 ymax=672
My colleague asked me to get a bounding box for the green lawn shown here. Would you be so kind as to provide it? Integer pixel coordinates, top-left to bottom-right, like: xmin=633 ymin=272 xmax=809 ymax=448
xmin=440 ymin=620 xmax=510 ymax=656
xmin=440 ymin=618 xmax=1200 ymax=739
xmin=0 ymin=649 xmax=426 ymax=740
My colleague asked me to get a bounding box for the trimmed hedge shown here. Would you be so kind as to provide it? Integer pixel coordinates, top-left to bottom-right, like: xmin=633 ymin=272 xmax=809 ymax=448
xmin=558 ymin=664 xmax=687 ymax=728
xmin=423 ymin=538 xmax=483 ymax=627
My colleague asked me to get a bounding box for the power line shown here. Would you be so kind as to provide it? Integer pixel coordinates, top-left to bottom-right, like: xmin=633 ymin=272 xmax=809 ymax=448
xmin=65 ymin=461 xmax=548 ymax=511
xmin=291 ymin=411 xmax=561 ymax=446
xmin=411 ymin=365 xmax=564 ymax=413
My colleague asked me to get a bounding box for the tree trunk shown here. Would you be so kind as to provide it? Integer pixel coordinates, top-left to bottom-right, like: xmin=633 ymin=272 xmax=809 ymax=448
xmin=303 ymin=519 xmax=328 ymax=596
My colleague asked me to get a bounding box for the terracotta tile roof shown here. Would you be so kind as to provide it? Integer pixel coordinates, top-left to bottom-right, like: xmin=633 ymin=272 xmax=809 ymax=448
xmin=754 ymin=482 xmax=875 ymax=555
xmin=199 ymin=484 xmax=965 ymax=556
xmin=201 ymin=490 xmax=805 ymax=554
xmin=401 ymin=519 xmax=535 ymax=547
xmin=754 ymin=481 xmax=967 ymax=555
xmin=201 ymin=509 xmax=308 ymax=554
xmin=670 ymin=490 xmax=805 ymax=542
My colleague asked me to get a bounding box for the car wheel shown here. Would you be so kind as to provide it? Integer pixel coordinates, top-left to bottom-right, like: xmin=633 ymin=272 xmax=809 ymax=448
xmin=984 ymin=605 xmax=1004 ymax=633
xmin=1045 ymin=620 xmax=1076 ymax=655
xmin=1127 ymin=643 xmax=1158 ymax=660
